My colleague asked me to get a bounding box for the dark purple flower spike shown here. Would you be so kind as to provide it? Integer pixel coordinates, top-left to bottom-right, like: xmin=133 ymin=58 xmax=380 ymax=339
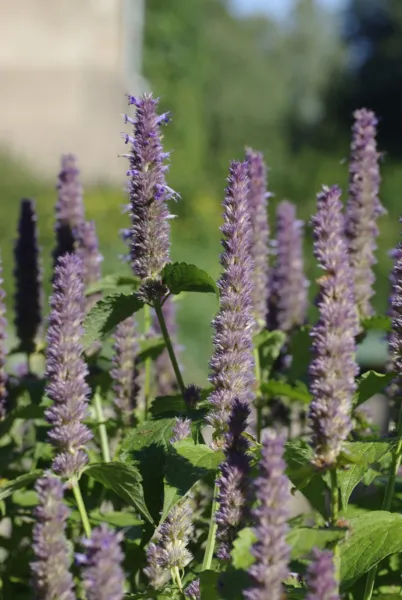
xmin=0 ymin=257 xmax=7 ymax=419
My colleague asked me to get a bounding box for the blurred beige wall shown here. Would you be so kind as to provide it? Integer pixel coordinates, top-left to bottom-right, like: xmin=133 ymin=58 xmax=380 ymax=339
xmin=0 ymin=0 xmax=146 ymax=184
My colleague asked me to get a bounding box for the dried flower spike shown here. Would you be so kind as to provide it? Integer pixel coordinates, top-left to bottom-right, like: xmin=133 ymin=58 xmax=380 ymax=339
xmin=269 ymin=200 xmax=308 ymax=333
xmin=122 ymin=94 xmax=175 ymax=293
xmin=30 ymin=475 xmax=75 ymax=600
xmin=345 ymin=108 xmax=385 ymax=319
xmin=305 ymin=548 xmax=339 ymax=600
xmin=53 ymin=154 xmax=85 ymax=266
xmin=308 ymin=185 xmax=359 ymax=467
xmin=111 ymin=316 xmax=140 ymax=419
xmin=207 ymin=161 xmax=255 ymax=446
xmin=0 ymin=257 xmax=7 ymax=419
xmin=13 ymin=198 xmax=43 ymax=355
xmin=216 ymin=399 xmax=251 ymax=560
xmin=45 ymin=254 xmax=92 ymax=478
xmin=245 ymin=433 xmax=291 ymax=600
xmin=245 ymin=149 xmax=270 ymax=326
xmin=79 ymin=524 xmax=125 ymax=600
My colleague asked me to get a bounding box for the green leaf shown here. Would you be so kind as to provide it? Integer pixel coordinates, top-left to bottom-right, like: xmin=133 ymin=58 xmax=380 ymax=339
xmin=162 ymin=440 xmax=223 ymax=521
xmin=200 ymin=570 xmax=220 ymax=600
xmin=353 ymin=370 xmax=396 ymax=408
xmin=84 ymin=462 xmax=154 ymax=525
xmin=162 ymin=262 xmax=218 ymax=296
xmin=257 ymin=330 xmax=287 ymax=377
xmin=338 ymin=440 xmax=397 ymax=508
xmin=88 ymin=510 xmax=142 ymax=528
xmin=82 ymin=293 xmax=144 ymax=349
xmin=150 ymin=395 xmax=187 ymax=416
xmin=287 ymin=326 xmax=311 ymax=381
xmin=261 ymin=380 xmax=311 ymax=404
xmin=231 ymin=528 xmax=257 ymax=569
xmin=137 ymin=337 xmax=165 ymax=363
xmin=85 ymin=273 xmax=139 ymax=296
xmin=361 ymin=315 xmax=392 ymax=333
xmin=341 ymin=511 xmax=402 ymax=589
xmin=120 ymin=419 xmax=177 ymax=522
xmin=284 ymin=439 xmax=329 ymax=517
xmin=0 ymin=470 xmax=42 ymax=501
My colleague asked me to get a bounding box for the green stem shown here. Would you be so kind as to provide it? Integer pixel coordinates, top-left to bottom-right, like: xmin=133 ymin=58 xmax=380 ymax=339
xmin=143 ymin=304 xmax=152 ymax=419
xmin=330 ymin=468 xmax=341 ymax=584
xmin=363 ymin=405 xmax=402 ymax=600
xmin=93 ymin=390 xmax=111 ymax=463
xmin=154 ymin=300 xmax=186 ymax=397
xmin=72 ymin=479 xmax=91 ymax=538
xmin=172 ymin=566 xmax=183 ymax=591
xmin=254 ymin=347 xmax=262 ymax=443
xmin=202 ymin=481 xmax=219 ymax=571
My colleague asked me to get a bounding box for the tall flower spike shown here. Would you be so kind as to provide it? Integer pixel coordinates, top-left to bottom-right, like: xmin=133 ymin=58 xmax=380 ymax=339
xmin=123 ymin=94 xmax=175 ymax=292
xmin=207 ymin=161 xmax=255 ymax=446
xmin=345 ymin=108 xmax=385 ymax=319
xmin=79 ymin=524 xmax=125 ymax=600
xmin=152 ymin=296 xmax=180 ymax=395
xmin=13 ymin=198 xmax=43 ymax=355
xmin=45 ymin=254 xmax=92 ymax=478
xmin=305 ymin=549 xmax=339 ymax=600
xmin=245 ymin=433 xmax=291 ymax=600
xmin=269 ymin=200 xmax=308 ymax=333
xmin=76 ymin=220 xmax=103 ymax=313
xmin=53 ymin=154 xmax=85 ymax=267
xmin=245 ymin=149 xmax=270 ymax=327
xmin=30 ymin=475 xmax=75 ymax=600
xmin=0 ymin=257 xmax=7 ymax=419
xmin=388 ymin=223 xmax=402 ymax=397
xmin=111 ymin=316 xmax=140 ymax=419
xmin=308 ymin=185 xmax=359 ymax=468
xmin=216 ymin=399 xmax=251 ymax=560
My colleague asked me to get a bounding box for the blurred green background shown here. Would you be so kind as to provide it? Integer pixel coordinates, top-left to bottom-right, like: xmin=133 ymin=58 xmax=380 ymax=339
xmin=1 ymin=0 xmax=401 ymax=384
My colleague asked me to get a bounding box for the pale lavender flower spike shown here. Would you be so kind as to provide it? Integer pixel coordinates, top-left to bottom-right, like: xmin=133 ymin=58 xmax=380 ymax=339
xmin=54 ymin=154 xmax=85 ymax=266
xmin=245 ymin=433 xmax=290 ymax=600
xmin=305 ymin=549 xmax=339 ymax=600
xmin=170 ymin=417 xmax=192 ymax=443
xmin=345 ymin=108 xmax=385 ymax=319
xmin=207 ymin=161 xmax=255 ymax=447
xmin=30 ymin=475 xmax=75 ymax=600
xmin=0 ymin=257 xmax=7 ymax=419
xmin=122 ymin=94 xmax=175 ymax=288
xmin=246 ymin=149 xmax=270 ymax=327
xmin=111 ymin=316 xmax=140 ymax=419
xmin=269 ymin=200 xmax=308 ymax=333
xmin=79 ymin=524 xmax=125 ymax=600
xmin=185 ymin=578 xmax=200 ymax=599
xmin=45 ymin=254 xmax=92 ymax=478
xmin=308 ymin=185 xmax=359 ymax=468
xmin=76 ymin=220 xmax=103 ymax=313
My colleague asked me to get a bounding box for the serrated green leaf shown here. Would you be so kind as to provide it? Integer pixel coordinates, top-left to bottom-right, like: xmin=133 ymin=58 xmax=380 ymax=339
xmin=84 ymin=461 xmax=154 ymax=525
xmin=261 ymin=380 xmax=311 ymax=404
xmin=340 ymin=511 xmax=402 ymax=589
xmin=353 ymin=370 xmax=396 ymax=408
xmin=200 ymin=570 xmax=220 ymax=600
xmin=257 ymin=330 xmax=287 ymax=377
xmin=150 ymin=395 xmax=187 ymax=416
xmin=88 ymin=510 xmax=142 ymax=528
xmin=82 ymin=293 xmax=144 ymax=349
xmin=284 ymin=440 xmax=329 ymax=517
xmin=162 ymin=440 xmax=223 ymax=521
xmin=0 ymin=470 xmax=42 ymax=501
xmin=85 ymin=273 xmax=139 ymax=296
xmin=162 ymin=262 xmax=218 ymax=296
xmin=361 ymin=315 xmax=392 ymax=333
xmin=338 ymin=440 xmax=397 ymax=508
xmin=231 ymin=528 xmax=257 ymax=569
xmin=137 ymin=337 xmax=165 ymax=363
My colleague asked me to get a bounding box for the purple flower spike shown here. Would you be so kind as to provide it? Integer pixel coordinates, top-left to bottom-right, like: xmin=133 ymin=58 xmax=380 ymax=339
xmin=245 ymin=149 xmax=270 ymax=326
xmin=79 ymin=524 xmax=125 ymax=600
xmin=14 ymin=198 xmax=43 ymax=355
xmin=346 ymin=108 xmax=385 ymax=319
xmin=0 ymin=258 xmax=7 ymax=419
xmin=170 ymin=417 xmax=192 ymax=443
xmin=111 ymin=316 xmax=140 ymax=419
xmin=53 ymin=154 xmax=85 ymax=266
xmin=123 ymin=94 xmax=175 ymax=286
xmin=207 ymin=161 xmax=255 ymax=447
xmin=45 ymin=254 xmax=92 ymax=478
xmin=245 ymin=433 xmax=290 ymax=600
xmin=30 ymin=475 xmax=75 ymax=600
xmin=76 ymin=221 xmax=103 ymax=313
xmin=388 ymin=224 xmax=402 ymax=394
xmin=185 ymin=578 xmax=200 ymax=599
xmin=269 ymin=201 xmax=308 ymax=333
xmin=153 ymin=296 xmax=181 ymax=394
xmin=308 ymin=185 xmax=359 ymax=468
xmin=216 ymin=399 xmax=251 ymax=560
xmin=305 ymin=549 xmax=339 ymax=600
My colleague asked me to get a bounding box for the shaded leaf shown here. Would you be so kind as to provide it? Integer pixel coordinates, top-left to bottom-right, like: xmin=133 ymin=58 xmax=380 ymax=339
xmin=85 ymin=273 xmax=139 ymax=296
xmin=162 ymin=262 xmax=218 ymax=296
xmin=353 ymin=370 xmax=396 ymax=408
xmin=261 ymin=380 xmax=311 ymax=405
xmin=137 ymin=337 xmax=165 ymax=363
xmin=0 ymin=470 xmax=42 ymax=501
xmin=361 ymin=315 xmax=392 ymax=333
xmin=257 ymin=330 xmax=287 ymax=377
xmin=287 ymin=326 xmax=311 ymax=382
